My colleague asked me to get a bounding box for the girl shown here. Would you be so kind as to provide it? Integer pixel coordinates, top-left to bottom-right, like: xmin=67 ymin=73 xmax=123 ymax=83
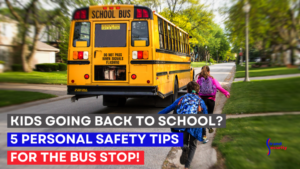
xmin=196 ymin=65 xmax=230 ymax=133
xmin=158 ymin=81 xmax=208 ymax=169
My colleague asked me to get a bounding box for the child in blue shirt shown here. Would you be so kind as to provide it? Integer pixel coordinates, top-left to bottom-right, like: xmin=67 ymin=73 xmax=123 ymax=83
xmin=158 ymin=81 xmax=208 ymax=169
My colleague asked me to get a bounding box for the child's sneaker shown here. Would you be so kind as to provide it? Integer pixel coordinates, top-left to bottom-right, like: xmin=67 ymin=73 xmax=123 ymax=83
xmin=180 ymin=145 xmax=189 ymax=165
xmin=208 ymin=128 xmax=214 ymax=133
xmin=203 ymin=136 xmax=209 ymax=144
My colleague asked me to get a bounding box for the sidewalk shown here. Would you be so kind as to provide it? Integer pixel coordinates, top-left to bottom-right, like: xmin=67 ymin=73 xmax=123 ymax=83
xmin=234 ymin=73 xmax=300 ymax=81
xmin=0 ymin=83 xmax=67 ymax=96
xmin=163 ymin=65 xmax=236 ymax=169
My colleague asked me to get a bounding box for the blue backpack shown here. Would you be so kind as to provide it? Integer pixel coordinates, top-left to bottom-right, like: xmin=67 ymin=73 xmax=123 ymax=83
xmin=175 ymin=93 xmax=202 ymax=115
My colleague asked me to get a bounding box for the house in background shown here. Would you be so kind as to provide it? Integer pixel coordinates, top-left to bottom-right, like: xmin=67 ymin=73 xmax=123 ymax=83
xmin=0 ymin=14 xmax=18 ymax=70
xmin=0 ymin=14 xmax=60 ymax=71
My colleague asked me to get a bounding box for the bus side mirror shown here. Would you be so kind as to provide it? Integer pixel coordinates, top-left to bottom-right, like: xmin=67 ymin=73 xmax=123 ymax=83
xmin=189 ymin=36 xmax=192 ymax=38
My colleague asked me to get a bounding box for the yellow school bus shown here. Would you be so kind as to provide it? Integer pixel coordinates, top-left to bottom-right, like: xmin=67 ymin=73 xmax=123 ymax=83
xmin=67 ymin=5 xmax=193 ymax=106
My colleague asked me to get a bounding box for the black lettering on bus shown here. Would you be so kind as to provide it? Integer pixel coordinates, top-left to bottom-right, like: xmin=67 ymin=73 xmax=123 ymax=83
xmin=119 ymin=10 xmax=122 ymax=18
xmin=106 ymin=61 xmax=119 ymax=64
xmin=96 ymin=10 xmax=100 ymax=18
xmin=102 ymin=57 xmax=110 ymax=60
xmin=127 ymin=10 xmax=131 ymax=18
xmin=104 ymin=53 xmax=107 ymax=56
xmin=92 ymin=11 xmax=95 ymax=18
xmin=112 ymin=57 xmax=123 ymax=60
xmin=104 ymin=11 xmax=107 ymax=18
xmin=112 ymin=11 xmax=115 ymax=18
xmin=108 ymin=10 xmax=112 ymax=18
xmin=123 ymin=10 xmax=126 ymax=18
xmin=100 ymin=10 xmax=103 ymax=18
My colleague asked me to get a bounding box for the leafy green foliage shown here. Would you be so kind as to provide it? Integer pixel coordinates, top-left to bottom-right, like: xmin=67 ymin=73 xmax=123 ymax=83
xmin=36 ymin=63 xmax=59 ymax=72
xmin=224 ymin=0 xmax=300 ymax=64
xmin=57 ymin=63 xmax=67 ymax=71
xmin=11 ymin=64 xmax=23 ymax=72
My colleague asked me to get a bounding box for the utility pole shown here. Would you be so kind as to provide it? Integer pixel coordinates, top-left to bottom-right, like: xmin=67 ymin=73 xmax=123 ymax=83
xmin=243 ymin=0 xmax=250 ymax=82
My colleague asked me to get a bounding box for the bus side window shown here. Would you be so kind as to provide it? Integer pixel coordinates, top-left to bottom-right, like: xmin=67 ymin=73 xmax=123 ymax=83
xmin=158 ymin=18 xmax=164 ymax=49
xmin=186 ymin=34 xmax=189 ymax=54
xmin=179 ymin=31 xmax=182 ymax=53
xmin=183 ymin=33 xmax=186 ymax=53
xmin=171 ymin=26 xmax=175 ymax=51
xmin=176 ymin=29 xmax=179 ymax=52
xmin=174 ymin=28 xmax=177 ymax=52
xmin=73 ymin=22 xmax=90 ymax=47
xmin=168 ymin=24 xmax=171 ymax=50
xmin=164 ymin=21 xmax=168 ymax=50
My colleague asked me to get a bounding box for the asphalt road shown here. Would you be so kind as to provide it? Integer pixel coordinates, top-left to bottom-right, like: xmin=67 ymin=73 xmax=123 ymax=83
xmin=0 ymin=63 xmax=235 ymax=169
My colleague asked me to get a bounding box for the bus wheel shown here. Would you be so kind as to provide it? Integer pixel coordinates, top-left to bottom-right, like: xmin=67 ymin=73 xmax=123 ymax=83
xmin=172 ymin=79 xmax=179 ymax=103
xmin=103 ymin=96 xmax=127 ymax=107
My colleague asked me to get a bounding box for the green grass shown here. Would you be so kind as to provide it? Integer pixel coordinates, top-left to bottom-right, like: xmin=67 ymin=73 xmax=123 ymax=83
xmin=0 ymin=71 xmax=67 ymax=84
xmin=191 ymin=62 xmax=209 ymax=67
xmin=223 ymin=77 xmax=300 ymax=114
xmin=213 ymin=115 xmax=300 ymax=169
xmin=0 ymin=90 xmax=56 ymax=107
xmin=235 ymin=63 xmax=300 ymax=78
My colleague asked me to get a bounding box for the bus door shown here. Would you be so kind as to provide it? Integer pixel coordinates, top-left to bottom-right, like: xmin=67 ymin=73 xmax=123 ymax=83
xmin=92 ymin=21 xmax=129 ymax=83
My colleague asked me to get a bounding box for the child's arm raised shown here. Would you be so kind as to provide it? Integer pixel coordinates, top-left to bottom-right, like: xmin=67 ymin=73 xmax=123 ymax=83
xmin=213 ymin=78 xmax=230 ymax=97
xmin=158 ymin=96 xmax=183 ymax=114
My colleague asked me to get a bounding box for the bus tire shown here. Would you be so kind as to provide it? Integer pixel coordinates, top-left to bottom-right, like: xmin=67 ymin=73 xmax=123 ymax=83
xmin=172 ymin=78 xmax=179 ymax=103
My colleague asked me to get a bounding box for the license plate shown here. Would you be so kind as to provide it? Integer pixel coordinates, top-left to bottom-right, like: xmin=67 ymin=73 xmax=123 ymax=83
xmin=102 ymin=24 xmax=120 ymax=30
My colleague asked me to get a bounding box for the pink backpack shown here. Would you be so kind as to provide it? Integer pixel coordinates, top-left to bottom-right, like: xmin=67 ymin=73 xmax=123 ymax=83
xmin=197 ymin=77 xmax=217 ymax=96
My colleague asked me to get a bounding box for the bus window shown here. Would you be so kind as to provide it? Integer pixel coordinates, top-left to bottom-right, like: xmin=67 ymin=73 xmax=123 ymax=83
xmin=164 ymin=21 xmax=168 ymax=50
xmin=168 ymin=24 xmax=171 ymax=50
xmin=73 ymin=22 xmax=90 ymax=47
xmin=131 ymin=21 xmax=149 ymax=46
xmin=183 ymin=34 xmax=186 ymax=53
xmin=171 ymin=26 xmax=175 ymax=51
xmin=158 ymin=18 xmax=164 ymax=49
xmin=95 ymin=23 xmax=126 ymax=47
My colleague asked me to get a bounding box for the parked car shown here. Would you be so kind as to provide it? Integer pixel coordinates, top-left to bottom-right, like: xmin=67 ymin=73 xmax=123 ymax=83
xmin=254 ymin=58 xmax=261 ymax=62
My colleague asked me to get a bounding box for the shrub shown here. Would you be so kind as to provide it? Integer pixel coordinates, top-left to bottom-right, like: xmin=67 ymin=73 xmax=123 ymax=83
xmin=209 ymin=58 xmax=216 ymax=63
xmin=11 ymin=64 xmax=23 ymax=71
xmin=36 ymin=63 xmax=59 ymax=72
xmin=57 ymin=63 xmax=67 ymax=71
xmin=0 ymin=60 xmax=5 ymax=64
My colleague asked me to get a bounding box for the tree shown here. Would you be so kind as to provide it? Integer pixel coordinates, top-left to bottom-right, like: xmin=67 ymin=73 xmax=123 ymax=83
xmin=4 ymin=0 xmax=69 ymax=72
xmin=224 ymin=0 xmax=300 ymax=65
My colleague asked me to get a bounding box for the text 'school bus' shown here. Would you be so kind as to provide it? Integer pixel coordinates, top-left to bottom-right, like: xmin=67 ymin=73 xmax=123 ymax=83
xmin=67 ymin=5 xmax=194 ymax=106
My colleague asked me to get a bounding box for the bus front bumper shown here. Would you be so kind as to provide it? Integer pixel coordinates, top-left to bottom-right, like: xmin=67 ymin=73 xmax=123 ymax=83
xmin=67 ymin=85 xmax=158 ymax=96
